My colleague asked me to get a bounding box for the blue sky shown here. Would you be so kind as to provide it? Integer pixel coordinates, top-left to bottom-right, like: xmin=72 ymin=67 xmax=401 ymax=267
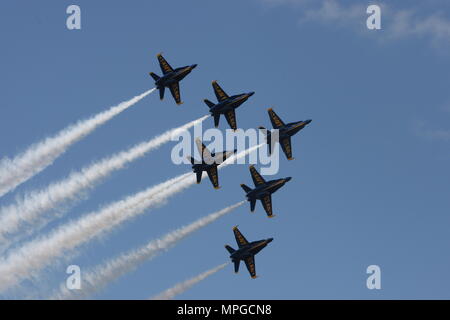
xmin=1 ymin=0 xmax=450 ymax=299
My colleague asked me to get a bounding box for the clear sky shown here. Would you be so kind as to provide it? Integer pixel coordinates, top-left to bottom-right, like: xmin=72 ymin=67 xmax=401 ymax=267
xmin=1 ymin=0 xmax=450 ymax=299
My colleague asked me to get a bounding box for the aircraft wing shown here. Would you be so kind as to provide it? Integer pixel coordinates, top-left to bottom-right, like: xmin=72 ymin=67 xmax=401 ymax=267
xmin=157 ymin=53 xmax=174 ymax=74
xmin=195 ymin=138 xmax=213 ymax=164
xmin=224 ymin=110 xmax=237 ymax=130
xmin=244 ymin=256 xmax=257 ymax=279
xmin=233 ymin=226 xmax=249 ymax=248
xmin=280 ymin=137 xmax=293 ymax=160
xmin=169 ymin=82 xmax=182 ymax=105
xmin=212 ymin=81 xmax=229 ymax=101
xmin=249 ymin=165 xmax=266 ymax=186
xmin=261 ymin=194 xmax=273 ymax=217
xmin=268 ymin=108 xmax=285 ymax=129
xmin=206 ymin=166 xmax=220 ymax=189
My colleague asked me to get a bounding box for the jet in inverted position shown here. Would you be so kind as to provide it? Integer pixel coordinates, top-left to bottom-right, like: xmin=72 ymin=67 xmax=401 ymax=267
xmin=203 ymin=81 xmax=254 ymax=130
xmin=259 ymin=108 xmax=312 ymax=160
xmin=187 ymin=138 xmax=236 ymax=189
xmin=225 ymin=226 xmax=273 ymax=279
xmin=240 ymin=165 xmax=291 ymax=218
xmin=149 ymin=53 xmax=197 ymax=105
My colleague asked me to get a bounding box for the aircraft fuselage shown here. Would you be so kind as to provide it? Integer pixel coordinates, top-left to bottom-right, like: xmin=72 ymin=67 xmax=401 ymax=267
xmin=230 ymin=239 xmax=273 ymax=260
xmin=244 ymin=177 xmax=291 ymax=200
xmin=192 ymin=162 xmax=216 ymax=174
xmin=155 ymin=64 xmax=197 ymax=88
xmin=209 ymin=92 xmax=254 ymax=115
xmin=278 ymin=120 xmax=312 ymax=139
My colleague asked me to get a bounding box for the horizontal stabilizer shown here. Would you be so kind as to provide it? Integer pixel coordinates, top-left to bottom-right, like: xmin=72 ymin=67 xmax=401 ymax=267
xmin=234 ymin=259 xmax=240 ymax=273
xmin=240 ymin=184 xmax=252 ymax=193
xmin=225 ymin=245 xmax=236 ymax=254
xmin=159 ymin=87 xmax=165 ymax=100
xmin=204 ymin=99 xmax=215 ymax=108
xmin=250 ymin=199 xmax=256 ymax=212
xmin=187 ymin=156 xmax=196 ymax=165
xmin=149 ymin=72 xmax=160 ymax=81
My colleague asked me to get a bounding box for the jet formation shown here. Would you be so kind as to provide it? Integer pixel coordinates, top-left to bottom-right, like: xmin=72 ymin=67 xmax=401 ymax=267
xmin=150 ymin=53 xmax=312 ymax=279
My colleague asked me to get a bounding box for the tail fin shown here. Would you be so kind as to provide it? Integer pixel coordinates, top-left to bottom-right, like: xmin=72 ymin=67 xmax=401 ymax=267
xmin=204 ymin=99 xmax=215 ymax=108
xmin=225 ymin=245 xmax=235 ymax=254
xmin=240 ymin=184 xmax=252 ymax=193
xmin=149 ymin=72 xmax=160 ymax=81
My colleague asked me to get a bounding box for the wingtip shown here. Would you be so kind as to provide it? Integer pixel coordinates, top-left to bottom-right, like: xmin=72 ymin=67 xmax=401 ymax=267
xmin=251 ymin=275 xmax=258 ymax=279
xmin=156 ymin=52 xmax=163 ymax=57
xmin=214 ymin=186 xmax=221 ymax=190
xmin=232 ymin=225 xmax=239 ymax=230
xmin=249 ymin=164 xmax=255 ymax=169
xmin=287 ymin=157 xmax=295 ymax=161
xmin=267 ymin=107 xmax=273 ymax=111
xmin=268 ymin=214 xmax=276 ymax=219
xmin=177 ymin=101 xmax=184 ymax=106
xmin=212 ymin=80 xmax=217 ymax=84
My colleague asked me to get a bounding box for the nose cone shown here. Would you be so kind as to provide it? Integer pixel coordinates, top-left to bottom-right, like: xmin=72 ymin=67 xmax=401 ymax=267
xmin=305 ymin=119 xmax=312 ymax=125
xmin=267 ymin=238 xmax=274 ymax=243
xmin=191 ymin=64 xmax=198 ymax=69
xmin=248 ymin=92 xmax=255 ymax=97
xmin=285 ymin=177 xmax=292 ymax=182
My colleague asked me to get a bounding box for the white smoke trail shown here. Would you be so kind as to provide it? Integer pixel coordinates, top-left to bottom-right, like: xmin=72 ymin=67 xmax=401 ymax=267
xmin=52 ymin=204 xmax=243 ymax=300
xmin=0 ymin=115 xmax=208 ymax=244
xmin=0 ymin=173 xmax=190 ymax=293
xmin=151 ymin=263 xmax=228 ymax=300
xmin=0 ymin=144 xmax=262 ymax=292
xmin=0 ymin=88 xmax=155 ymax=198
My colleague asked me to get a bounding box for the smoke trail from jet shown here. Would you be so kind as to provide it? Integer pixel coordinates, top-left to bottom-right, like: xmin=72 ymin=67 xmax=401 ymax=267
xmin=0 ymin=144 xmax=262 ymax=292
xmin=0 ymin=88 xmax=155 ymax=198
xmin=0 ymin=115 xmax=209 ymax=244
xmin=52 ymin=204 xmax=242 ymax=300
xmin=0 ymin=173 xmax=189 ymax=292
xmin=151 ymin=263 xmax=228 ymax=300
